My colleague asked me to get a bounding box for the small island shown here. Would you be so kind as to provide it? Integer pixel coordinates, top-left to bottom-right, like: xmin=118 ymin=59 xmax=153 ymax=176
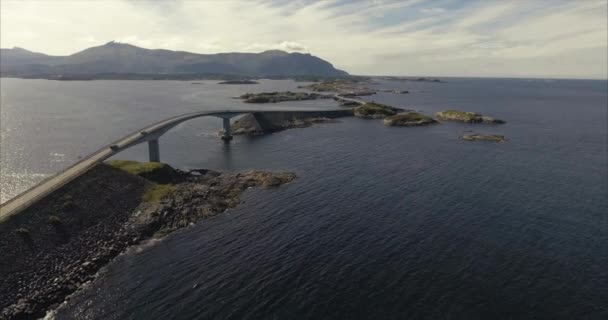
xmin=379 ymin=89 xmax=409 ymax=94
xmin=461 ymin=134 xmax=507 ymax=142
xmin=383 ymin=112 xmax=438 ymax=126
xmin=302 ymin=79 xmax=376 ymax=96
xmin=218 ymin=80 xmax=259 ymax=84
xmin=239 ymin=91 xmax=331 ymax=103
xmin=435 ymin=110 xmax=505 ymax=124
xmin=354 ymin=102 xmax=403 ymax=119
xmin=230 ymin=110 xmax=352 ymax=135
xmin=376 ymin=76 xmax=445 ymax=83
xmin=414 ymin=77 xmax=443 ymax=83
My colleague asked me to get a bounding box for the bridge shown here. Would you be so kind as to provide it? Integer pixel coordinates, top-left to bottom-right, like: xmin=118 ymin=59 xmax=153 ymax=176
xmin=0 ymin=102 xmax=362 ymax=222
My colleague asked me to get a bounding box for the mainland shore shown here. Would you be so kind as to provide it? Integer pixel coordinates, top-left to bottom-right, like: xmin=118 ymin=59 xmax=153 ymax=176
xmin=0 ymin=162 xmax=295 ymax=319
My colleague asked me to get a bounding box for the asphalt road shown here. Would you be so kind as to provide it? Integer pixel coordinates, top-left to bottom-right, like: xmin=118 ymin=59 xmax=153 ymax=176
xmin=0 ymin=106 xmax=361 ymax=222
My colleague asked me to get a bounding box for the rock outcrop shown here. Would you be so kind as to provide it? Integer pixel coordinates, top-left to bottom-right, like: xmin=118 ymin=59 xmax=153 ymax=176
xmin=0 ymin=162 xmax=296 ymax=319
xmin=239 ymin=91 xmax=331 ymax=103
xmin=301 ymin=79 xmax=375 ymax=96
xmin=231 ymin=110 xmax=353 ymax=135
xmin=354 ymin=102 xmax=403 ymax=119
xmin=135 ymin=169 xmax=296 ymax=237
xmin=218 ymin=80 xmax=259 ymax=84
xmin=461 ymin=134 xmax=507 ymax=142
xmin=383 ymin=112 xmax=438 ymax=126
xmin=435 ymin=110 xmax=505 ymax=124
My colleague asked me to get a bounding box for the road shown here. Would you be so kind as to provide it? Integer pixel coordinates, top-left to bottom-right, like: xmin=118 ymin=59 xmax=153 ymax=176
xmin=0 ymin=105 xmax=363 ymax=222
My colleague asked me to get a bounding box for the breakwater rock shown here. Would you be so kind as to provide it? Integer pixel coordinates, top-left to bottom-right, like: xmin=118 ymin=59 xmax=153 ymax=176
xmin=0 ymin=162 xmax=295 ymax=319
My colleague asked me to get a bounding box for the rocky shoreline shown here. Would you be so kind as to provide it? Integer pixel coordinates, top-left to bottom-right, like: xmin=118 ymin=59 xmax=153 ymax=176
xmin=461 ymin=134 xmax=508 ymax=142
xmin=238 ymin=91 xmax=331 ymax=103
xmin=229 ymin=110 xmax=353 ymax=136
xmin=383 ymin=112 xmax=438 ymax=126
xmin=353 ymin=102 xmax=405 ymax=119
xmin=435 ymin=110 xmax=505 ymax=124
xmin=0 ymin=163 xmax=295 ymax=319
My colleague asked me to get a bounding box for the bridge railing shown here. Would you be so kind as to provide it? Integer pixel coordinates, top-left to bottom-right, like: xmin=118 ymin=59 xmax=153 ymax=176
xmin=0 ymin=111 xmax=207 ymax=214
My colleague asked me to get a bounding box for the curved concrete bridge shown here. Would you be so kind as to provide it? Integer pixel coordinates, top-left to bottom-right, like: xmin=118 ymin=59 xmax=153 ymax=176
xmin=0 ymin=107 xmax=357 ymax=221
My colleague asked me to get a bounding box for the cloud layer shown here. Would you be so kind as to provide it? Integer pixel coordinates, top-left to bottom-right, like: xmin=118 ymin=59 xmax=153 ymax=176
xmin=1 ymin=0 xmax=606 ymax=78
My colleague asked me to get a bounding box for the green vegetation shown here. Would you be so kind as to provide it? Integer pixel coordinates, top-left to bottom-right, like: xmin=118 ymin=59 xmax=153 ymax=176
xmin=143 ymin=184 xmax=177 ymax=203
xmin=107 ymin=160 xmax=177 ymax=202
xmin=107 ymin=160 xmax=182 ymax=184
xmin=303 ymin=79 xmax=366 ymax=92
xmin=107 ymin=160 xmax=165 ymax=176
xmin=437 ymin=110 xmax=480 ymax=122
xmin=354 ymin=102 xmax=399 ymax=118
xmin=383 ymin=112 xmax=438 ymax=126
xmin=48 ymin=215 xmax=62 ymax=225
xmin=239 ymin=91 xmax=328 ymax=103
xmin=461 ymin=134 xmax=507 ymax=142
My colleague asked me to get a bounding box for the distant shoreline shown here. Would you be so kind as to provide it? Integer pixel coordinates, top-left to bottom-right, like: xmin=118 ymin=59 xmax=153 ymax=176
xmin=2 ymin=74 xmax=604 ymax=81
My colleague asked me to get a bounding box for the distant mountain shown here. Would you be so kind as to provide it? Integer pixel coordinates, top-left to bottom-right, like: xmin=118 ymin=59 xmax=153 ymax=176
xmin=0 ymin=41 xmax=348 ymax=78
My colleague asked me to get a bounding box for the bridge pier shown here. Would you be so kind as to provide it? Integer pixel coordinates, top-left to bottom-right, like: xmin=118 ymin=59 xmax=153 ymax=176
xmin=148 ymin=139 xmax=160 ymax=162
xmin=221 ymin=117 xmax=233 ymax=142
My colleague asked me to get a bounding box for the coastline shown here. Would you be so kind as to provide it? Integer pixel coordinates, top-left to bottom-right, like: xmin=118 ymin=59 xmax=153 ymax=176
xmin=0 ymin=163 xmax=295 ymax=319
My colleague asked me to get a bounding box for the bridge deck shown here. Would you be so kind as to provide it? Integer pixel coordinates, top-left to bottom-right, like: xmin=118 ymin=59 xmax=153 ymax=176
xmin=0 ymin=104 xmax=362 ymax=222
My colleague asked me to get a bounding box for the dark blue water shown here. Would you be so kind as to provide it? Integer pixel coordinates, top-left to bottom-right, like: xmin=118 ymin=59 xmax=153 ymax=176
xmin=1 ymin=78 xmax=607 ymax=319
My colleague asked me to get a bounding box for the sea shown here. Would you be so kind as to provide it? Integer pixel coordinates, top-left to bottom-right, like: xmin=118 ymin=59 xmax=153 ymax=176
xmin=0 ymin=77 xmax=606 ymax=319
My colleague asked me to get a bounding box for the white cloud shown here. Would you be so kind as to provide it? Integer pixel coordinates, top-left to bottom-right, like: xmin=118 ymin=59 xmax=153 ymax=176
xmin=420 ymin=7 xmax=445 ymax=15
xmin=279 ymin=41 xmax=306 ymax=51
xmin=0 ymin=0 xmax=606 ymax=78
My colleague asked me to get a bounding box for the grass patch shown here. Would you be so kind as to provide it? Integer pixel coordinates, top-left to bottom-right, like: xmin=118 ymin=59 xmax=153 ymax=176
xmin=107 ymin=160 xmax=165 ymax=176
xmin=239 ymin=91 xmax=322 ymax=103
xmin=143 ymin=184 xmax=177 ymax=203
xmin=384 ymin=112 xmax=438 ymax=126
xmin=355 ymin=102 xmax=398 ymax=117
xmin=436 ymin=110 xmax=479 ymax=122
xmin=387 ymin=112 xmax=433 ymax=121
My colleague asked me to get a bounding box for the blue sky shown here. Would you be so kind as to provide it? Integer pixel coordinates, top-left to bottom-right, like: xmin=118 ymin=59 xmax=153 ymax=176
xmin=1 ymin=0 xmax=607 ymax=78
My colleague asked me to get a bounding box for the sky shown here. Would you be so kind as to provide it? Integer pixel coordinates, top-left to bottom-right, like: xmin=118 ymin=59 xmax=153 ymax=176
xmin=1 ymin=0 xmax=607 ymax=79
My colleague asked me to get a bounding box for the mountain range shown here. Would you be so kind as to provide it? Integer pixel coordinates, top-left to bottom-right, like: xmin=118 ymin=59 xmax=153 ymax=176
xmin=0 ymin=41 xmax=348 ymax=78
